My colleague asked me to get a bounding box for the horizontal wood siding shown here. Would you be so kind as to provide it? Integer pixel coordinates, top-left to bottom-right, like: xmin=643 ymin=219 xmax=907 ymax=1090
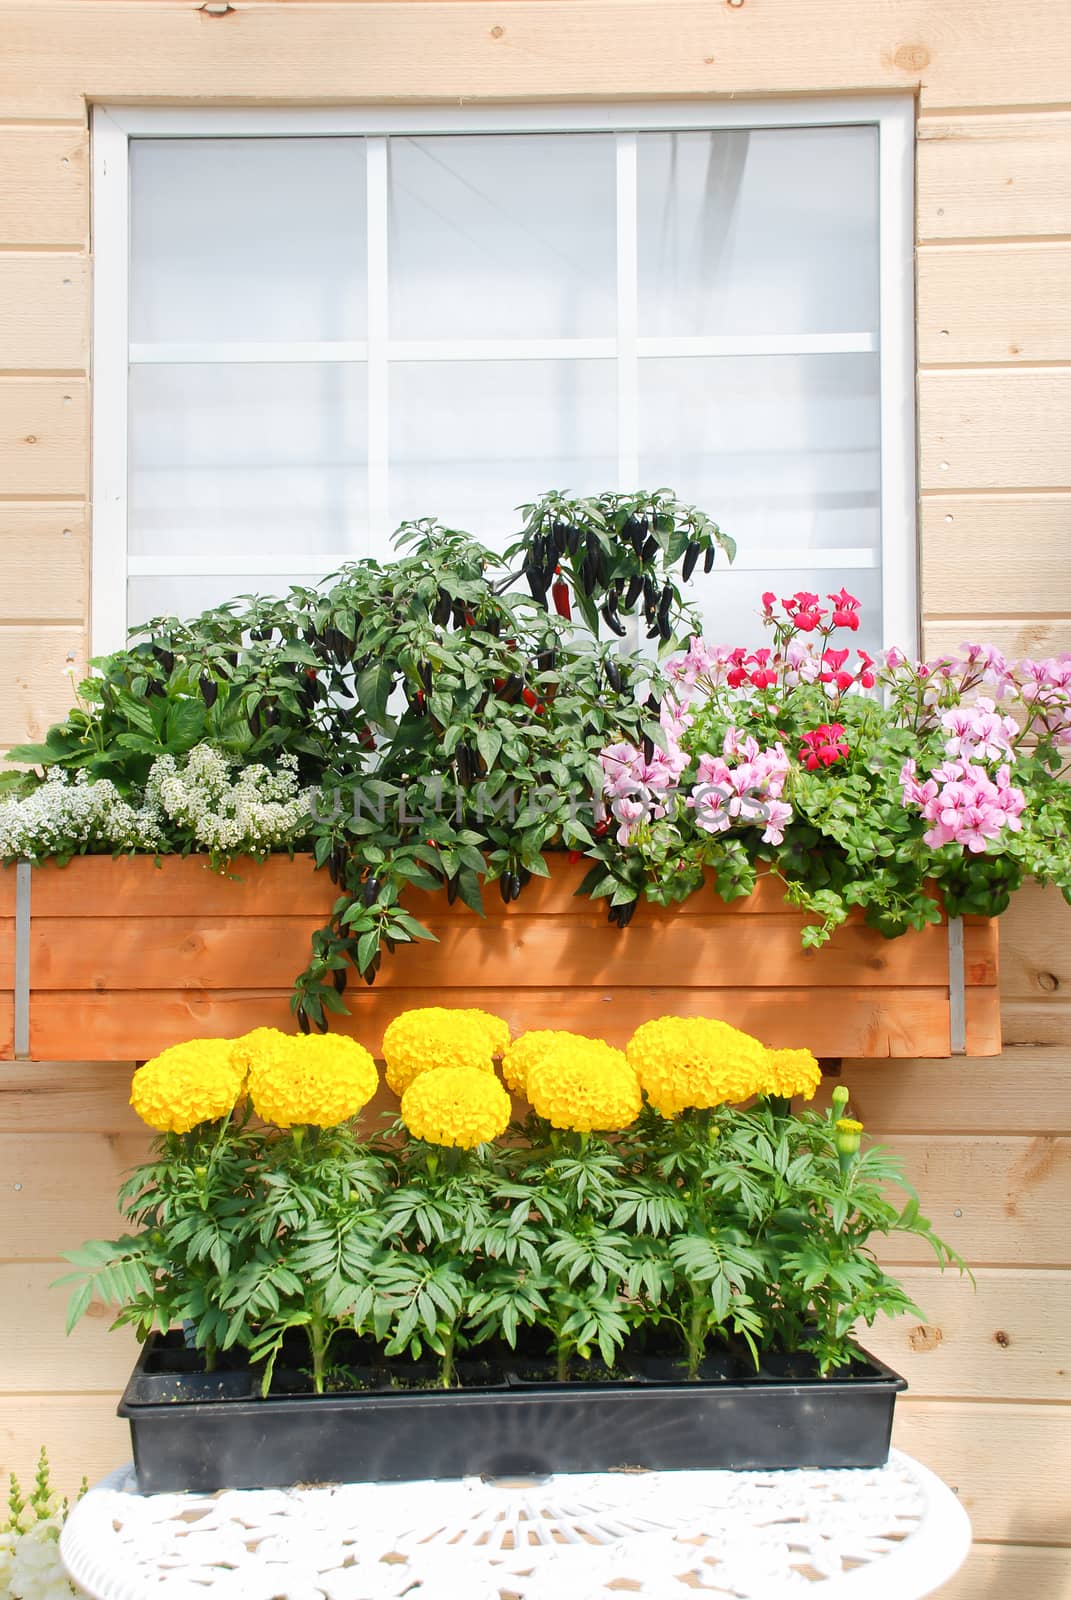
xmin=0 ymin=6 xmax=1068 ymax=1595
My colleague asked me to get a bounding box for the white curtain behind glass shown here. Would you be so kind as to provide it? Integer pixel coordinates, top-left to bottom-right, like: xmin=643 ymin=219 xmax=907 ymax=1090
xmin=126 ymin=123 xmax=882 ymax=651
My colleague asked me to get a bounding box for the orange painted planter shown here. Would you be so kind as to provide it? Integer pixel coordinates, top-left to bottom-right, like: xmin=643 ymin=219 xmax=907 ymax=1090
xmin=0 ymin=854 xmax=1000 ymax=1062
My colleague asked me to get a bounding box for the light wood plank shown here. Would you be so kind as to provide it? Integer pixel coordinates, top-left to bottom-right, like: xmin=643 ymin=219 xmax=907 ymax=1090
xmin=919 ymin=370 xmax=1071 ymax=492
xmin=921 ymin=495 xmax=1071 ymax=616
xmin=0 ymin=1395 xmax=130 ymax=1498
xmin=1000 ymin=882 xmax=1071 ymax=1004
xmin=24 ymin=985 xmax=969 ymax=1062
xmin=0 ymin=1264 xmax=141 ymax=1396
xmin=815 ymin=1046 xmax=1071 ymax=1135
xmin=874 ymin=1134 xmax=1071 ymax=1267
xmin=0 ymin=505 xmax=87 ymax=622
xmin=1001 ymin=1000 xmax=1071 ymax=1050
xmin=919 ymin=245 xmax=1071 ymax=366
xmin=935 ymin=1542 xmax=1071 ymax=1600
xmin=0 ymin=1134 xmax=150 ymax=1260
xmin=0 ymin=1062 xmax=140 ymax=1136
xmin=0 ymin=129 xmax=87 ymax=249
xmin=860 ymin=1267 xmax=1071 ymax=1401
xmin=893 ymin=1400 xmax=1071 ymax=1544
xmin=0 ymin=256 xmax=88 ymax=373
xmin=0 ymin=378 xmax=87 ymax=497
xmin=0 ymin=626 xmax=85 ymax=746
xmin=923 ymin=618 xmax=1071 ymax=662
xmin=1 ymin=2 xmax=1070 ymax=121
xmin=918 ymin=113 xmax=1071 ymax=241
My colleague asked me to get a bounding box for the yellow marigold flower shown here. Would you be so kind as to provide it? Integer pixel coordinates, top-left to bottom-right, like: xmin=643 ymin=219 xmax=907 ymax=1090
xmin=248 ymin=1034 xmax=378 ymax=1128
xmin=461 ymin=1008 xmax=512 ymax=1057
xmin=525 ymin=1039 xmax=641 ymax=1133
xmin=131 ymin=1040 xmax=246 ymax=1134
xmin=763 ymin=1047 xmax=822 ymax=1101
xmin=500 ymin=1029 xmax=610 ymax=1095
xmin=626 ymin=1015 xmax=770 ymax=1117
xmin=400 ymin=1064 xmax=511 ymax=1149
xmin=230 ymin=1026 xmax=293 ymax=1075
xmin=382 ymin=1008 xmax=495 ymax=1096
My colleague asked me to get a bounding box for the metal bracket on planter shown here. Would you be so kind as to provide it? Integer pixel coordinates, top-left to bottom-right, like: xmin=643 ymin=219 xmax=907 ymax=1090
xmin=14 ymin=861 xmax=30 ymax=1060
xmin=947 ymin=915 xmax=966 ymax=1056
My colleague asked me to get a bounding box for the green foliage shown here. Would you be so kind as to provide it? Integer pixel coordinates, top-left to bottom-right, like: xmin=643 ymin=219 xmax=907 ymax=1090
xmin=58 ymin=1093 xmax=965 ymax=1390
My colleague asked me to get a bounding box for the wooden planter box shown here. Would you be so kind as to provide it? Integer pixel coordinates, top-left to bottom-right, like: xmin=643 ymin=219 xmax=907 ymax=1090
xmin=0 ymin=855 xmax=999 ymax=1062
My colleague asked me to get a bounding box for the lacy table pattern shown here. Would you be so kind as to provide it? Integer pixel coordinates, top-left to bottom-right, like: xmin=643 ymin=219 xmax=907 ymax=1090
xmin=60 ymin=1449 xmax=971 ymax=1600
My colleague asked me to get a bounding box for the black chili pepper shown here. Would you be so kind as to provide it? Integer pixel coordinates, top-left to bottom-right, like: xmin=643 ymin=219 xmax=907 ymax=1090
xmin=536 ymin=649 xmax=557 ymax=674
xmin=363 ymin=875 xmax=381 ymax=907
xmin=333 ymin=967 xmax=347 ymax=995
xmin=681 ymin=542 xmax=701 ymax=583
xmin=703 ymin=545 xmax=716 ymax=574
xmin=432 ymin=589 xmax=452 ymax=627
xmin=552 ymin=521 xmax=569 ymax=558
xmin=601 ymin=600 xmax=627 ymax=638
xmin=499 ymin=874 xmax=512 ymax=906
xmin=362 ymin=953 xmax=380 ymax=986
xmin=247 ymin=706 xmax=262 ymax=738
xmin=616 ymin=898 xmax=637 ymax=929
xmin=199 ymin=673 xmax=218 ymax=708
xmin=565 ymin=524 xmax=582 ymax=557
xmin=605 ymin=659 xmax=624 ymax=695
xmin=262 ymin=702 xmax=280 ymax=727
xmin=623 ymin=515 xmax=645 ymax=557
xmin=152 ymin=645 xmax=175 ymax=675
xmin=641 ymin=534 xmax=658 ymax=563
xmin=509 ymin=873 xmax=522 ymax=901
xmin=447 ymin=875 xmax=460 ymax=905
xmin=624 ymin=573 xmax=644 ymax=610
xmin=525 ymin=566 xmax=549 ymax=605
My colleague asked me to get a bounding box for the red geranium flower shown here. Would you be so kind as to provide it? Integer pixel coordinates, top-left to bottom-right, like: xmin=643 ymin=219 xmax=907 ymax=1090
xmin=799 ymin=723 xmax=849 ymax=771
xmin=828 ymin=588 xmax=861 ymax=630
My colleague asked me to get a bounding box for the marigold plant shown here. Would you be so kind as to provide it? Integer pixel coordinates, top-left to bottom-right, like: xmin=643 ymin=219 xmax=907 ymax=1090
xmin=382 ymin=1008 xmax=496 ymax=1095
xmin=247 ymin=1033 xmax=378 ymax=1128
xmin=626 ymin=1015 xmax=770 ymax=1116
xmin=400 ymin=1063 xmax=511 ymax=1149
xmin=130 ymin=1039 xmax=246 ymax=1134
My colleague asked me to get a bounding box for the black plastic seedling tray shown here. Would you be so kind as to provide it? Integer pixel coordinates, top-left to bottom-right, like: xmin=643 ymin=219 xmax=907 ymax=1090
xmin=119 ymin=1331 xmax=907 ymax=1493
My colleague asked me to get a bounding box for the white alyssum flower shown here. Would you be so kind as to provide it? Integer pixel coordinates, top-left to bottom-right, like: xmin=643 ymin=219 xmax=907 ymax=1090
xmin=0 ymin=768 xmax=162 ymax=861
xmin=0 ymin=745 xmax=313 ymax=864
xmin=144 ymin=746 xmax=313 ymax=858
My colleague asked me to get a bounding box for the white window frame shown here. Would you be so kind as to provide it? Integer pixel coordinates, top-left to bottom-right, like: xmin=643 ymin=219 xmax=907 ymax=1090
xmin=91 ymin=97 xmax=917 ymax=656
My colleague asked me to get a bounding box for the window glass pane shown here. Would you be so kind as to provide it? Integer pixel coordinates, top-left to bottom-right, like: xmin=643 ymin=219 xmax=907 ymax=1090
xmin=389 ymin=134 xmax=617 ymax=340
xmin=639 ymin=353 xmax=881 ymax=652
xmin=388 ymin=360 xmax=616 ymax=545
xmin=637 ymin=127 xmax=879 ymax=337
xmin=129 ymin=364 xmax=368 ymax=561
xmin=128 ymin=574 xmax=327 ymax=629
xmin=130 ymin=138 xmax=367 ymax=344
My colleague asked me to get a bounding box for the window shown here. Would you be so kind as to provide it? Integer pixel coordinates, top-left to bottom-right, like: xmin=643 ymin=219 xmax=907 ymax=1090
xmin=92 ymin=100 xmax=915 ymax=657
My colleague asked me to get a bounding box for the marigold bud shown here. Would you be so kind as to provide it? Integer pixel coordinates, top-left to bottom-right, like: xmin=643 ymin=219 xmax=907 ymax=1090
xmin=834 ymin=1116 xmax=863 ymax=1157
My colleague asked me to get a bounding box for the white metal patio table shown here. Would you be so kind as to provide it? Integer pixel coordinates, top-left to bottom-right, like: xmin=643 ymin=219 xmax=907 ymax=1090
xmin=60 ymin=1449 xmax=970 ymax=1600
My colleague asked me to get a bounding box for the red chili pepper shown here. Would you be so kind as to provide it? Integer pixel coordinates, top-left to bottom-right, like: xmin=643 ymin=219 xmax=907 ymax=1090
xmin=305 ymin=668 xmax=319 ymax=680
xmin=552 ymin=569 xmax=572 ymax=620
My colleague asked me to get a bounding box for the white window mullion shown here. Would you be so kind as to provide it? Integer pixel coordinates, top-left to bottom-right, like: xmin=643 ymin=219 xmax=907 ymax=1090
xmin=366 ymin=136 xmax=390 ymax=551
xmin=877 ymin=98 xmax=918 ymax=655
xmin=615 ymin=132 xmax=639 ymax=493
xmin=91 ymin=110 xmax=131 ymax=656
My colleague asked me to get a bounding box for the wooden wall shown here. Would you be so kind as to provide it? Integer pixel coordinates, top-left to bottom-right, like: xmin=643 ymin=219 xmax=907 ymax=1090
xmin=0 ymin=4 xmax=1069 ymax=1594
